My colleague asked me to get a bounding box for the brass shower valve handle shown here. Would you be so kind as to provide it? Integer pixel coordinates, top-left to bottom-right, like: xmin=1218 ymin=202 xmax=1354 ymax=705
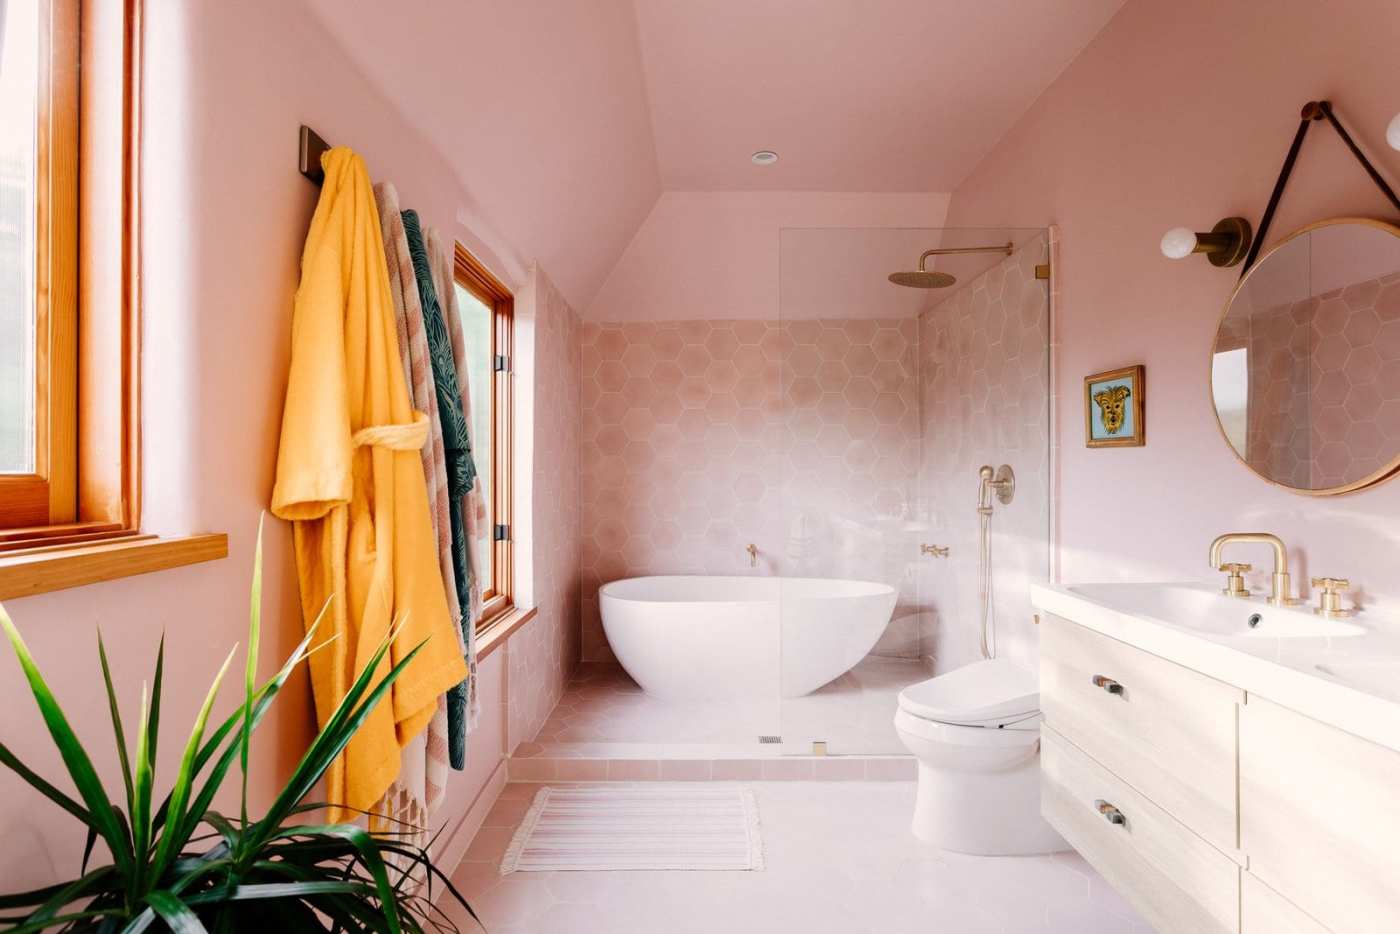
xmin=1219 ymin=562 xmax=1252 ymax=598
xmin=921 ymin=544 xmax=950 ymax=558
xmin=1311 ymin=577 xmax=1355 ymax=620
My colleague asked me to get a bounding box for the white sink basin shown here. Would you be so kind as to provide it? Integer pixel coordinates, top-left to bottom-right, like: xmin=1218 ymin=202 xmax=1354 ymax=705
xmin=1066 ymin=582 xmax=1367 ymax=639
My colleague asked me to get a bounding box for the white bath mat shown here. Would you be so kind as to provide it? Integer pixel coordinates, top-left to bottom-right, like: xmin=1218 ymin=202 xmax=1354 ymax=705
xmin=499 ymin=784 xmax=764 ymax=873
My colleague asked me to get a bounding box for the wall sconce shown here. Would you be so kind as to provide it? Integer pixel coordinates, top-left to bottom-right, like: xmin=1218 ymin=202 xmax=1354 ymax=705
xmin=1159 ymin=217 xmax=1252 ymax=267
xmin=1388 ymin=113 xmax=1400 ymax=150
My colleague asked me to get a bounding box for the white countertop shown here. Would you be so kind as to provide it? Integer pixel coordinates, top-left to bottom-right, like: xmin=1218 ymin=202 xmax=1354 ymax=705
xmin=1032 ymin=581 xmax=1400 ymax=754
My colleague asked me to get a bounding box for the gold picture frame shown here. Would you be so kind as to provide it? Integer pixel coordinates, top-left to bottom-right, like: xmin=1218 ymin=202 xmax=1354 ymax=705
xmin=1085 ymin=365 xmax=1145 ymax=448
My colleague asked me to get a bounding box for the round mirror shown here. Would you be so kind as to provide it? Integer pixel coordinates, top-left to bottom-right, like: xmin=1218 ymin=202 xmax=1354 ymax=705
xmin=1211 ymin=217 xmax=1400 ymax=495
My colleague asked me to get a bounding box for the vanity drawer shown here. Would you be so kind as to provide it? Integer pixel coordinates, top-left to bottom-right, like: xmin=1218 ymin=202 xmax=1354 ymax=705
xmin=1240 ymin=697 xmax=1400 ymax=932
xmin=1040 ymin=614 xmax=1242 ymax=851
xmin=1041 ymin=727 xmax=1239 ymax=934
xmin=1242 ymin=874 xmax=1331 ymax=934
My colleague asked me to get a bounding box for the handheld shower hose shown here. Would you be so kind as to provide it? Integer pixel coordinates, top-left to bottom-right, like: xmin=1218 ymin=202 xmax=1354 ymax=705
xmin=975 ymin=464 xmax=1014 ymax=660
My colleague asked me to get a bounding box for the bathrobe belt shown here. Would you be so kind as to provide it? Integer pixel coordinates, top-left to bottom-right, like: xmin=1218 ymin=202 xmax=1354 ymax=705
xmin=351 ymin=411 xmax=430 ymax=451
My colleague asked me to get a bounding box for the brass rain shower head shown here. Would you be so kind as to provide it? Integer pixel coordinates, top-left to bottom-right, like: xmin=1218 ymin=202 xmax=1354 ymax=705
xmin=888 ymin=241 xmax=1015 ymax=289
xmin=888 ymin=269 xmax=956 ymax=289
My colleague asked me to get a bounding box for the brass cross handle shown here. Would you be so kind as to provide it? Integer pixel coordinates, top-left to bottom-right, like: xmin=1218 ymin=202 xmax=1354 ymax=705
xmin=1311 ymin=577 xmax=1354 ymax=619
xmin=1220 ymin=562 xmax=1252 ymax=598
xmin=921 ymin=544 xmax=950 ymax=558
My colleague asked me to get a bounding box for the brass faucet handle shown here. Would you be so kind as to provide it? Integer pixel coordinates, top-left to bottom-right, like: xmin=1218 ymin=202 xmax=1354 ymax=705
xmin=1311 ymin=577 xmax=1355 ymax=619
xmin=1220 ymin=562 xmax=1252 ymax=598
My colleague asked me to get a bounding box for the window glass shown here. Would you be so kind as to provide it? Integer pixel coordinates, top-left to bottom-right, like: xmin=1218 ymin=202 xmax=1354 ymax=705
xmin=0 ymin=0 xmax=39 ymax=474
xmin=454 ymin=282 xmax=494 ymax=588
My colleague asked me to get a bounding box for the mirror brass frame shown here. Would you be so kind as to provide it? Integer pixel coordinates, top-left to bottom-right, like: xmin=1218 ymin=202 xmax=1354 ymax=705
xmin=1210 ymin=215 xmax=1400 ymax=497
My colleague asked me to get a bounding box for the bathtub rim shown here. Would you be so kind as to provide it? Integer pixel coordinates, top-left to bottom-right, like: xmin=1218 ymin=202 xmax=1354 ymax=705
xmin=598 ymin=574 xmax=897 ymax=605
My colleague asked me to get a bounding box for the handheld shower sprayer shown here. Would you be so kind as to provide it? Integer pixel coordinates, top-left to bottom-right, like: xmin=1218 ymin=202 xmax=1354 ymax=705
xmin=977 ymin=465 xmax=996 ymax=515
xmin=975 ymin=464 xmax=1016 ymax=660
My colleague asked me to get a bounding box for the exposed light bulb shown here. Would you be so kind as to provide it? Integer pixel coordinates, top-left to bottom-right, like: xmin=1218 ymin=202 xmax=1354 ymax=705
xmin=1388 ymin=113 xmax=1400 ymax=151
xmin=1160 ymin=227 xmax=1198 ymax=260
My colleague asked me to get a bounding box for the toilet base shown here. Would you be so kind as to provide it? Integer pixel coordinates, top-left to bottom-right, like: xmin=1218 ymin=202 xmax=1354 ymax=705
xmin=911 ymin=756 xmax=1068 ymax=856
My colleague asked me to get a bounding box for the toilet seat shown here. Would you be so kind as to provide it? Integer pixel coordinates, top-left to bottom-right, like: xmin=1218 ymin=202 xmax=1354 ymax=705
xmin=892 ymin=657 xmax=1068 ymax=855
xmin=897 ymin=658 xmax=1040 ymax=729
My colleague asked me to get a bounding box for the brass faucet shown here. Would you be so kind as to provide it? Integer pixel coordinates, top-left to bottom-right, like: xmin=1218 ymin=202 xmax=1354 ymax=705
xmin=746 ymin=543 xmax=758 ymax=568
xmin=1209 ymin=533 xmax=1301 ymax=607
xmin=921 ymin=544 xmax=950 ymax=557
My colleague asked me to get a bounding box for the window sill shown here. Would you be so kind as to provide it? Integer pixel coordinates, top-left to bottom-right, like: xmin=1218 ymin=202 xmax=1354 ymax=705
xmin=0 ymin=533 xmax=229 ymax=601
xmin=477 ymin=605 xmax=538 ymax=661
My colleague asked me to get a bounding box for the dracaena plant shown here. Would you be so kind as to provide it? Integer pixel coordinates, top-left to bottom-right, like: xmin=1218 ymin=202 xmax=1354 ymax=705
xmin=0 ymin=524 xmax=479 ymax=933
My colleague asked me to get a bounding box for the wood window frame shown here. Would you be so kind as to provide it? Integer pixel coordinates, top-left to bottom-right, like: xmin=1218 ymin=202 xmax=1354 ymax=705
xmin=1 ymin=0 xmax=79 ymax=530
xmin=453 ymin=243 xmax=514 ymax=629
xmin=0 ymin=0 xmax=226 ymax=596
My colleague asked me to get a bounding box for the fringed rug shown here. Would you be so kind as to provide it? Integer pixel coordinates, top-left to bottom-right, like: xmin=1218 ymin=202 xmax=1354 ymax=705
xmin=499 ymin=784 xmax=764 ymax=873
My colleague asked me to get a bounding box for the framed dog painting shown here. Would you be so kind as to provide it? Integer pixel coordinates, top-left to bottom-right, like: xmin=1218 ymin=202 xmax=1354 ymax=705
xmin=1085 ymin=365 xmax=1145 ymax=447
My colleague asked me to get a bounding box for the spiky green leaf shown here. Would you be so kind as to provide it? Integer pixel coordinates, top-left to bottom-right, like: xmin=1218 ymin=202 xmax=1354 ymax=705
xmin=250 ymin=637 xmax=426 ymax=848
xmin=151 ymin=646 xmax=237 ymax=881
xmin=0 ymin=605 xmax=132 ymax=875
xmin=97 ymin=631 xmax=136 ymax=813
xmin=128 ymin=890 xmax=207 ymax=933
xmin=241 ymin=514 xmax=265 ymax=830
xmin=0 ymin=741 xmax=93 ymax=828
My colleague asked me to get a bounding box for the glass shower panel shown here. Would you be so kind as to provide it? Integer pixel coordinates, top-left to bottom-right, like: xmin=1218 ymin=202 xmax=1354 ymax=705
xmin=775 ymin=227 xmax=1051 ymax=755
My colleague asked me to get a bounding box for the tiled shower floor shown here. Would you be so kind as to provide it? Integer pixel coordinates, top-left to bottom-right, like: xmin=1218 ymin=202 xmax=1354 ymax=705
xmin=442 ymin=781 xmax=1151 ymax=933
xmin=521 ymin=657 xmax=932 ymax=758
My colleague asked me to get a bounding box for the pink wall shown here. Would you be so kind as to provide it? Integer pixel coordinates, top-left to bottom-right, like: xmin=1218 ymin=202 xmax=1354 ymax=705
xmin=578 ymin=317 xmax=921 ymax=662
xmin=943 ymin=0 xmax=1400 ymax=603
xmin=588 ymin=191 xmax=951 ymax=321
xmin=0 ymin=0 xmax=577 ymax=889
xmin=302 ymin=0 xmax=661 ymax=312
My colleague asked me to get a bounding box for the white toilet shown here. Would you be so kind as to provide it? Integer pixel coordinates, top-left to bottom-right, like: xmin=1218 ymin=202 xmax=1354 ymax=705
xmin=894 ymin=657 xmax=1067 ymax=855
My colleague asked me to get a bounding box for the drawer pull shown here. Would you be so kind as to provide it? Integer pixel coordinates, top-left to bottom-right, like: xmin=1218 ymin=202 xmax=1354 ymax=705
xmin=1094 ymin=799 xmax=1126 ymax=826
xmin=1091 ymin=674 xmax=1124 ymax=695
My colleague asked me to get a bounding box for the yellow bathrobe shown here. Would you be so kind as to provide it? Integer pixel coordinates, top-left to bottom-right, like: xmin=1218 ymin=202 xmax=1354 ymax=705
xmin=271 ymin=148 xmax=468 ymax=817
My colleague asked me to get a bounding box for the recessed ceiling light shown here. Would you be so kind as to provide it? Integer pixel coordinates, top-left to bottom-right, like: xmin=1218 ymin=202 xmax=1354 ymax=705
xmin=751 ymin=150 xmax=779 ymax=166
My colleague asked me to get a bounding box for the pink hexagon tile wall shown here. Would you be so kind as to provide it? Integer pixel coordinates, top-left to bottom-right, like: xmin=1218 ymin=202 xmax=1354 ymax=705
xmin=579 ymin=316 xmax=924 ymax=662
xmin=916 ymin=233 xmax=1051 ymax=671
xmin=578 ymin=234 xmax=1054 ymax=671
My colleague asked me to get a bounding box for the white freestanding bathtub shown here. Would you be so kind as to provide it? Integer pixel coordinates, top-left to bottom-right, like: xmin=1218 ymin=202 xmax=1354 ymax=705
xmin=599 ymin=576 xmax=898 ymax=700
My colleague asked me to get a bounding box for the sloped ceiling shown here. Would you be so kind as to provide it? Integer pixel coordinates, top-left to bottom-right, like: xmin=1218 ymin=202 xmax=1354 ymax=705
xmin=303 ymin=0 xmax=1125 ymax=312
xmin=632 ymin=0 xmax=1127 ymax=191
xmin=302 ymin=0 xmax=662 ymax=312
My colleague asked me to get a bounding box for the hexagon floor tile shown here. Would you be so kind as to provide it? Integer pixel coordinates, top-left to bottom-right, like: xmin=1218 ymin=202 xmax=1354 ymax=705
xmin=441 ymin=781 xmax=1151 ymax=933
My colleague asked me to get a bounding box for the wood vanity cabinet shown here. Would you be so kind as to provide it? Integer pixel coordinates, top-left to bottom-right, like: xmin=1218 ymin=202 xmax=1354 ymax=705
xmin=1040 ymin=615 xmax=1241 ymax=852
xmin=1040 ymin=613 xmax=1400 ymax=933
xmin=1239 ymin=696 xmax=1400 ymax=931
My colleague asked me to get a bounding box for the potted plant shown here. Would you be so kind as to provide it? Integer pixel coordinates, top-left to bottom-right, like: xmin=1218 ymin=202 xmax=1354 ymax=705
xmin=0 ymin=527 xmax=479 ymax=932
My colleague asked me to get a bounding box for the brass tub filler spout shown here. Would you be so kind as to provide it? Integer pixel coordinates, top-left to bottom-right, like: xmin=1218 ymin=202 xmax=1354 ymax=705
xmin=746 ymin=543 xmax=758 ymax=568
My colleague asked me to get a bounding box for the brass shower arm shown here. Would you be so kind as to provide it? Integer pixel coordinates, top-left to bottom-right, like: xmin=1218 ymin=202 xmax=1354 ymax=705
xmin=916 ymin=242 xmax=1014 ymax=271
